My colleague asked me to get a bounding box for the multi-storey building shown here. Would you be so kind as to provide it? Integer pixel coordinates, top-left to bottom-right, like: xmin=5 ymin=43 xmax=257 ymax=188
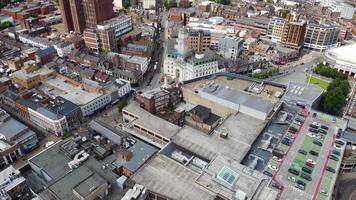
xmin=0 ymin=109 xmax=38 ymax=167
xmin=58 ymin=0 xmax=114 ymax=33
xmin=187 ymin=30 xmax=211 ymax=53
xmin=59 ymin=0 xmax=74 ymax=32
xmin=281 ymin=19 xmax=306 ymax=50
xmin=84 ymin=15 xmax=133 ymax=52
xmin=164 ymin=27 xmax=221 ymax=82
xmin=217 ymin=36 xmax=244 ymax=60
xmin=0 ymin=166 xmax=33 ymax=199
xmin=69 ymin=0 xmax=86 ymax=33
xmin=82 ymin=0 xmax=114 ymax=28
xmin=266 ymin=17 xmax=286 ymax=42
xmin=11 ymin=61 xmax=56 ymax=89
xmin=135 ymin=88 xmax=170 ymax=114
xmin=304 ymin=21 xmax=340 ymax=52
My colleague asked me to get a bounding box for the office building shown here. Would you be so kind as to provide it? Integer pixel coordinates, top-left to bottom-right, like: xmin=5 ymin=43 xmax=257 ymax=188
xmin=217 ymin=36 xmax=244 ymax=60
xmin=266 ymin=17 xmax=286 ymax=42
xmin=281 ymin=19 xmax=306 ymax=50
xmin=69 ymin=0 xmax=86 ymax=33
xmin=84 ymin=15 xmax=133 ymax=52
xmin=304 ymin=21 xmax=340 ymax=52
xmin=82 ymin=0 xmax=114 ymax=28
xmin=187 ymin=30 xmax=211 ymax=53
xmin=59 ymin=0 xmax=74 ymax=32
xmin=58 ymin=0 xmax=114 ymax=33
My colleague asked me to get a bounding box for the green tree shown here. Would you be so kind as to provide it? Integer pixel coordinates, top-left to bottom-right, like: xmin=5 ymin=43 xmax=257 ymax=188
xmin=323 ymin=88 xmax=347 ymax=115
xmin=117 ymin=100 xmax=128 ymax=113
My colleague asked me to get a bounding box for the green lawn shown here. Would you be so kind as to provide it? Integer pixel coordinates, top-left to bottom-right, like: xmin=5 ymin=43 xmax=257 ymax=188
xmin=307 ymin=76 xmax=330 ymax=90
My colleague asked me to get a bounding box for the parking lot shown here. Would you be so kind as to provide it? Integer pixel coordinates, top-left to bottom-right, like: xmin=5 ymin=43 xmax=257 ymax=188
xmin=273 ymin=110 xmax=345 ymax=200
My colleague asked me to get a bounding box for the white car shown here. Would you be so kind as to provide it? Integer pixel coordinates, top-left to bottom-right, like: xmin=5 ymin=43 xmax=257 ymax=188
xmin=312 ymin=122 xmax=319 ymax=127
xmin=268 ymin=164 xmax=278 ymax=171
xmin=272 ymin=156 xmax=282 ymax=162
xmin=288 ymin=176 xmax=296 ymax=182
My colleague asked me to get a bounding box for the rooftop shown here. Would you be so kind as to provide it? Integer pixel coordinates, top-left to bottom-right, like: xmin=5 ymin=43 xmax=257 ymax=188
xmin=123 ymin=102 xmax=181 ymax=140
xmin=199 ymin=84 xmax=275 ymax=116
xmin=196 ymin=155 xmax=276 ymax=200
xmin=11 ymin=66 xmax=55 ymax=80
xmin=283 ymin=82 xmax=324 ymax=106
xmin=110 ymin=140 xmax=157 ymax=172
xmin=325 ymin=43 xmax=356 ymax=66
xmin=172 ymin=113 xmax=267 ymax=162
xmin=40 ymin=76 xmax=103 ymax=106
xmin=0 ymin=108 xmax=35 ymax=144
xmin=182 ymin=76 xmax=283 ymax=104
xmin=30 ymin=138 xmax=127 ymax=200
xmin=132 ymin=154 xmax=216 ymax=200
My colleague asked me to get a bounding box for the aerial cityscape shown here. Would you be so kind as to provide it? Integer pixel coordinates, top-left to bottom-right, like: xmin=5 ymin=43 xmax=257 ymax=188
xmin=0 ymin=0 xmax=355 ymax=199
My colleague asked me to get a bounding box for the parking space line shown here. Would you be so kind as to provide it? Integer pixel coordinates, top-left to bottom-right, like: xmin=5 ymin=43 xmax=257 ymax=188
xmin=312 ymin=134 xmax=336 ymax=200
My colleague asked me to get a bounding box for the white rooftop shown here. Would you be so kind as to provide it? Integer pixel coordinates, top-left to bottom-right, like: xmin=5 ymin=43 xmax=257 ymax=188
xmin=41 ymin=76 xmax=104 ymax=106
xmin=325 ymin=43 xmax=356 ymax=66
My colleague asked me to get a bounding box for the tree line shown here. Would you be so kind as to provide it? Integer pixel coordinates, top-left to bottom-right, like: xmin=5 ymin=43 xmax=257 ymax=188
xmin=315 ymin=64 xmax=350 ymax=115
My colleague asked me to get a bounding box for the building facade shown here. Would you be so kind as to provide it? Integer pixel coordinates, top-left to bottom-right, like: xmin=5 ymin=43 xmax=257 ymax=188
xmin=281 ymin=20 xmax=306 ymax=50
xmin=58 ymin=0 xmax=114 ymax=33
xmin=217 ymin=36 xmax=243 ymax=60
xmin=84 ymin=16 xmax=133 ymax=52
xmin=187 ymin=30 xmax=211 ymax=53
xmin=304 ymin=21 xmax=340 ymax=52
xmin=164 ymin=28 xmax=221 ymax=82
xmin=266 ymin=17 xmax=286 ymax=42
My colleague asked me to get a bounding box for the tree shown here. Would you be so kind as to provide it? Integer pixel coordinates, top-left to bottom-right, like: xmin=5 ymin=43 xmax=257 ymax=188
xmin=323 ymin=88 xmax=347 ymax=115
xmin=0 ymin=21 xmax=13 ymax=31
xmin=117 ymin=100 xmax=128 ymax=112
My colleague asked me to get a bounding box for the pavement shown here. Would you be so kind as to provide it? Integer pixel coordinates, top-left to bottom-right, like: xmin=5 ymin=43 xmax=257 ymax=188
xmin=271 ymin=51 xmax=323 ymax=85
xmin=275 ymin=110 xmax=339 ymax=200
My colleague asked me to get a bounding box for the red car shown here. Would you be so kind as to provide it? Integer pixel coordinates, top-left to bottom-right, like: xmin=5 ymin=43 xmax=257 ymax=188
xmin=306 ymin=159 xmax=316 ymax=168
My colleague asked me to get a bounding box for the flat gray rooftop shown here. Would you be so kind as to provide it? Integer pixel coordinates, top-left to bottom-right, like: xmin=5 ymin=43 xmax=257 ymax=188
xmin=132 ymin=154 xmax=215 ymax=200
xmin=196 ymin=155 xmax=276 ymax=200
xmin=124 ymin=102 xmax=181 ymax=140
xmin=110 ymin=140 xmax=157 ymax=172
xmin=172 ymin=113 xmax=267 ymax=162
xmin=200 ymin=85 xmax=275 ymax=114
xmin=29 ymin=141 xmax=72 ymax=182
xmin=283 ymin=82 xmax=324 ymax=106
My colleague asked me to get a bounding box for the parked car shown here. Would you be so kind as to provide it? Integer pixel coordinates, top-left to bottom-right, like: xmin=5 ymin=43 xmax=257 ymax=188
xmin=309 ymin=128 xmax=318 ymax=133
xmin=329 ymin=155 xmax=339 ymax=161
xmin=318 ymin=129 xmax=327 ymax=134
xmin=309 ymin=124 xmax=319 ymax=129
xmin=326 ymin=166 xmax=336 ymax=173
xmin=306 ymin=159 xmax=316 ymax=168
xmin=313 ymin=140 xmax=323 ymax=146
xmin=309 ymin=150 xmax=319 ymax=156
xmin=298 ymin=149 xmax=307 ymax=155
xmin=263 ymin=171 xmax=273 ymax=177
xmin=268 ymin=165 xmax=278 ymax=171
xmin=288 ymin=168 xmax=300 ymax=176
xmin=297 ymin=180 xmax=306 ymax=187
xmin=301 ymin=173 xmax=312 ymax=181
xmin=302 ymin=166 xmax=312 ymax=174
xmin=332 ymin=150 xmax=341 ymax=156
xmin=295 ymin=183 xmax=305 ymax=190
xmin=288 ymin=176 xmax=296 ymax=182
xmin=320 ymin=125 xmax=329 ymax=130
xmin=335 ymin=140 xmax=345 ymax=146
